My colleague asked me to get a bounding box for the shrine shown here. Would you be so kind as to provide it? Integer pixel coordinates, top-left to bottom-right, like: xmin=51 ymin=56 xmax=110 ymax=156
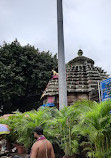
xmin=41 ymin=50 xmax=109 ymax=108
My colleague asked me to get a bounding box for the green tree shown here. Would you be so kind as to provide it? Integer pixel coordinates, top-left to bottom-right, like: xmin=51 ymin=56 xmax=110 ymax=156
xmin=0 ymin=39 xmax=58 ymax=114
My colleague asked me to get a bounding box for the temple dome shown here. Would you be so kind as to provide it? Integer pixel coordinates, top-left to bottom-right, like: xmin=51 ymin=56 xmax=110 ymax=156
xmin=68 ymin=49 xmax=94 ymax=66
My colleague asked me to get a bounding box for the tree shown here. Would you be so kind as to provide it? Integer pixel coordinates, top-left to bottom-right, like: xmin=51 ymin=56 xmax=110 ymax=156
xmin=0 ymin=39 xmax=58 ymax=114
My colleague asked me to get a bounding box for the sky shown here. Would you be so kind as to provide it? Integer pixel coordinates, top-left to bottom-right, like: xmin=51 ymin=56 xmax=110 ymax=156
xmin=0 ymin=0 xmax=111 ymax=76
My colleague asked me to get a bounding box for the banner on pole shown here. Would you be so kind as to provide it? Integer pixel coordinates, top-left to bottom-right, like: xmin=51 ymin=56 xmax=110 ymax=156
xmin=100 ymin=78 xmax=111 ymax=101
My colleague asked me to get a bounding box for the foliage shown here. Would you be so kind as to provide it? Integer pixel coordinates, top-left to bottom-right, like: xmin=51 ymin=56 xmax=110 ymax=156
xmin=0 ymin=39 xmax=58 ymax=114
xmin=0 ymin=111 xmax=26 ymax=143
xmin=15 ymin=107 xmax=59 ymax=148
xmin=0 ymin=100 xmax=111 ymax=157
xmin=45 ymin=105 xmax=80 ymax=157
xmin=0 ymin=107 xmax=59 ymax=148
xmin=72 ymin=100 xmax=111 ymax=158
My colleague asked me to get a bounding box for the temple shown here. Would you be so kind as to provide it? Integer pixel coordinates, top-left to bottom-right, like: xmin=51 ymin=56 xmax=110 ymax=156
xmin=41 ymin=50 xmax=109 ymax=108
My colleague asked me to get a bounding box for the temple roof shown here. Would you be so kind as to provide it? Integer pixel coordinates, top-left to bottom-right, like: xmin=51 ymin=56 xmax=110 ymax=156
xmin=68 ymin=49 xmax=94 ymax=66
xmin=41 ymin=50 xmax=109 ymax=99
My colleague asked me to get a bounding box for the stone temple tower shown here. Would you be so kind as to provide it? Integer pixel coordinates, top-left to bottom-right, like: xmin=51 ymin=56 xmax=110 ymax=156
xmin=41 ymin=50 xmax=109 ymax=108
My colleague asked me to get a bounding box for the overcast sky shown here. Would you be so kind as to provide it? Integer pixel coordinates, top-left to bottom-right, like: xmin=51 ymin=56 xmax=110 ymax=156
xmin=0 ymin=0 xmax=111 ymax=76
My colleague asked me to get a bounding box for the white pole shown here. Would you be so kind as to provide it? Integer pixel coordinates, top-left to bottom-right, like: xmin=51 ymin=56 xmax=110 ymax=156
xmin=57 ymin=0 xmax=67 ymax=109
xmin=98 ymin=81 xmax=101 ymax=103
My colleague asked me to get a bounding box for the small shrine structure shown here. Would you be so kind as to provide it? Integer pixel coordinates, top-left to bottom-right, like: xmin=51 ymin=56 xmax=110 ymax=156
xmin=41 ymin=50 xmax=109 ymax=108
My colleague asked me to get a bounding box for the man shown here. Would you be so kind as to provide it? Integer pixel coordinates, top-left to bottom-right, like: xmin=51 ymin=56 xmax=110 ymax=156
xmin=30 ymin=126 xmax=55 ymax=158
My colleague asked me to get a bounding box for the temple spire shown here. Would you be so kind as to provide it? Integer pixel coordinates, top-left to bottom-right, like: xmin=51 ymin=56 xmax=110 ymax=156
xmin=78 ymin=49 xmax=83 ymax=56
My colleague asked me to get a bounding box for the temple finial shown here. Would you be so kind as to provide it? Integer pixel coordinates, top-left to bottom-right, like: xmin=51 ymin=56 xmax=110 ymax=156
xmin=78 ymin=49 xmax=83 ymax=56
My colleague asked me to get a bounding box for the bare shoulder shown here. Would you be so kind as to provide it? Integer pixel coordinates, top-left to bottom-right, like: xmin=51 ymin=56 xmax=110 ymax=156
xmin=31 ymin=141 xmax=39 ymax=150
xmin=46 ymin=139 xmax=51 ymax=144
xmin=46 ymin=140 xmax=53 ymax=147
xmin=46 ymin=140 xmax=55 ymax=158
xmin=30 ymin=142 xmax=39 ymax=158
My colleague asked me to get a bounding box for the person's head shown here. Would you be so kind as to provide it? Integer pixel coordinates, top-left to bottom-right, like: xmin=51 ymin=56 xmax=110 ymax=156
xmin=34 ymin=126 xmax=43 ymax=138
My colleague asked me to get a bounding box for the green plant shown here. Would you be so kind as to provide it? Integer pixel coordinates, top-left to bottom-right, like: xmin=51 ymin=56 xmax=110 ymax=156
xmin=1 ymin=100 xmax=111 ymax=158
xmin=46 ymin=106 xmax=80 ymax=157
xmin=72 ymin=100 xmax=111 ymax=158
xmin=13 ymin=107 xmax=58 ymax=148
xmin=0 ymin=113 xmax=22 ymax=149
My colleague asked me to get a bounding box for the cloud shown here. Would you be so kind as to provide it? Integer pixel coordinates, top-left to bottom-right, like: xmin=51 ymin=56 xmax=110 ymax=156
xmin=63 ymin=0 xmax=111 ymax=75
xmin=0 ymin=0 xmax=111 ymax=76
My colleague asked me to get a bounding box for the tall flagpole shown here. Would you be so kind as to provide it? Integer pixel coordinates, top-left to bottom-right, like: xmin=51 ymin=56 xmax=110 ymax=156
xmin=57 ymin=0 xmax=67 ymax=109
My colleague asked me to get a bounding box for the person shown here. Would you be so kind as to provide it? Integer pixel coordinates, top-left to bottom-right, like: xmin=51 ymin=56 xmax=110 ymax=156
xmin=30 ymin=126 xmax=55 ymax=158
xmin=0 ymin=136 xmax=7 ymax=152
